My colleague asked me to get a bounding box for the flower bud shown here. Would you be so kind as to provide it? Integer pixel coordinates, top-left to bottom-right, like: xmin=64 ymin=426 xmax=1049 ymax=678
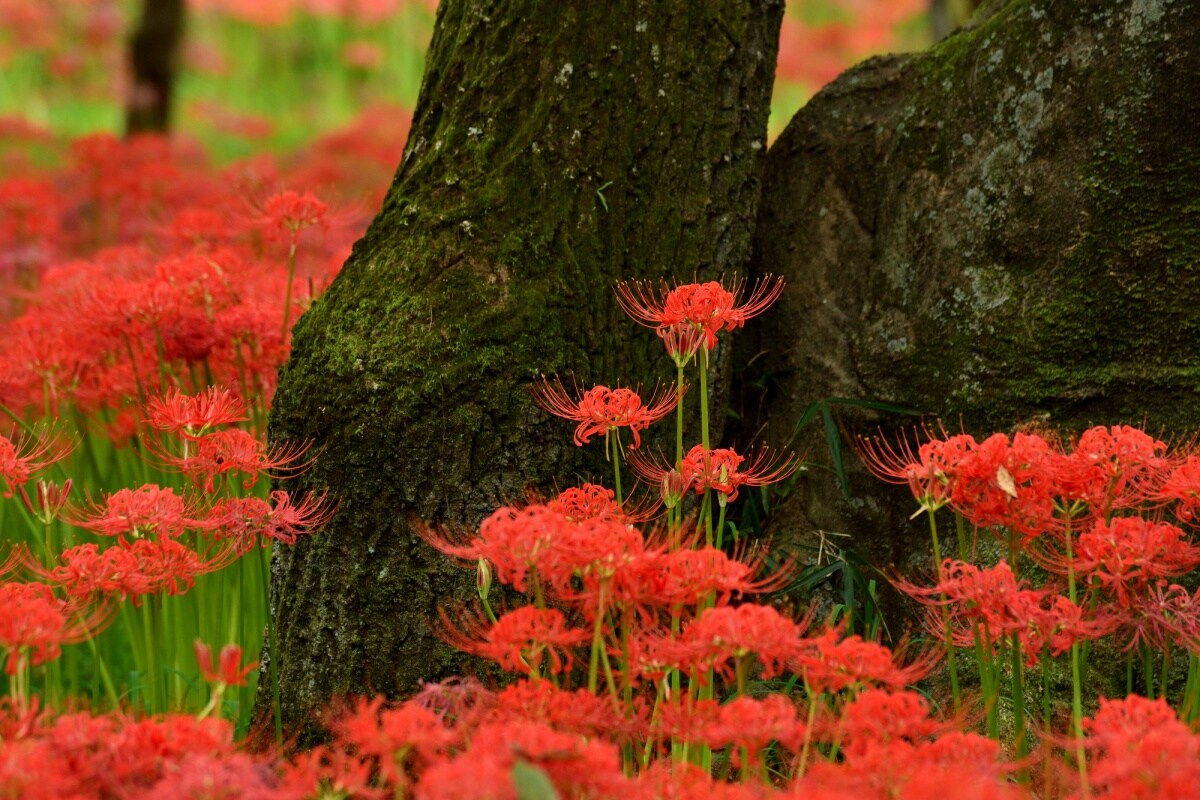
xmin=661 ymin=469 xmax=688 ymax=509
xmin=476 ymin=557 xmax=493 ymax=602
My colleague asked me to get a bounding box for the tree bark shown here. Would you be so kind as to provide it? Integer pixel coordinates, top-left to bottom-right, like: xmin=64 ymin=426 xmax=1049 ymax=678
xmin=749 ymin=0 xmax=1200 ymax=582
xmin=126 ymin=0 xmax=185 ymax=135
xmin=262 ymin=0 xmax=783 ymax=735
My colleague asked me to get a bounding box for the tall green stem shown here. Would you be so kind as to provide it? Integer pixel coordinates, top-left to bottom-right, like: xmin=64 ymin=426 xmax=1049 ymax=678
xmin=610 ymin=430 xmax=624 ymax=506
xmin=1064 ymin=520 xmax=1089 ymax=796
xmin=927 ymin=512 xmax=960 ymax=714
xmin=281 ymin=239 xmax=298 ymax=340
xmin=259 ymin=545 xmax=283 ymax=746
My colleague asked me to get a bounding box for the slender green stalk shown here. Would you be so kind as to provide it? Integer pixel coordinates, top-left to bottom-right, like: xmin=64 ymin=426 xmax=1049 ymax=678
xmin=258 ymin=545 xmax=283 ymax=746
xmin=1010 ymin=632 xmax=1028 ymax=779
xmin=281 ymin=239 xmax=298 ymax=340
xmin=1064 ymin=520 xmax=1089 ymax=795
xmin=1143 ymin=643 xmax=1155 ymax=700
xmin=587 ymin=581 xmax=609 ymax=694
xmin=926 ymin=511 xmax=960 ymax=714
xmin=610 ymin=430 xmax=624 ymax=506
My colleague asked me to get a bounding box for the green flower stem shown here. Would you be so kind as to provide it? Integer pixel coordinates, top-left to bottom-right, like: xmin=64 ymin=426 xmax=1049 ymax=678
xmin=926 ymin=511 xmax=960 ymax=714
xmin=587 ymin=581 xmax=609 ymax=694
xmin=675 ymin=363 xmax=685 ymax=467
xmin=1064 ymin=521 xmax=1089 ymax=796
xmin=1161 ymin=642 xmax=1174 ymax=705
xmin=714 ymin=501 xmax=728 ymax=550
xmin=258 ymin=545 xmax=283 ymax=746
xmin=610 ymin=430 xmax=624 ymax=506
xmin=281 ymin=239 xmax=298 ymax=340
xmin=698 ymin=347 xmax=713 ymax=548
xmin=1143 ymin=642 xmax=1155 ymax=700
xmin=1011 ymin=633 xmax=1028 ymax=779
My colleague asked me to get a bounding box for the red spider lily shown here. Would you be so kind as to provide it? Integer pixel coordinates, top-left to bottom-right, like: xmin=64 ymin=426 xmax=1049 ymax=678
xmin=193 ymin=640 xmax=257 ymax=687
xmin=1157 ymin=454 xmax=1200 ymax=522
xmin=1082 ymin=695 xmax=1200 ymax=798
xmin=543 ymin=482 xmax=658 ymax=524
xmin=793 ymin=626 xmax=934 ymax=694
xmin=0 ymin=582 xmax=114 ymax=674
xmin=205 ymin=490 xmax=335 ymax=552
xmin=614 ymin=275 xmax=785 ymax=351
xmin=17 ymin=479 xmax=72 ymax=526
xmin=253 ymin=189 xmax=328 ymax=242
xmin=492 ymin=681 xmax=629 ymax=740
xmin=659 ymin=322 xmax=706 ymax=366
xmin=832 ymin=689 xmax=944 ymax=756
xmin=416 ymin=720 xmax=628 ymax=800
xmin=438 ymin=605 xmax=588 ymax=677
xmin=702 ymin=695 xmax=804 ymax=766
xmin=1056 ymin=424 xmax=1172 ymax=515
xmin=947 ymin=431 xmax=1061 ymax=545
xmin=329 ymin=696 xmax=454 ymax=785
xmin=1072 ymin=517 xmax=1200 ymax=606
xmin=628 ymin=443 xmax=798 ymax=503
xmin=799 ymin=691 xmax=1018 ymax=799
xmin=546 ymin=482 xmax=622 ymax=521
xmin=0 ymin=428 xmax=70 ymax=499
xmin=144 ymin=385 xmax=248 ymax=439
xmin=1021 ymin=593 xmax=1117 ymax=666
xmin=529 ymin=378 xmax=681 ymax=450
xmin=897 ymin=560 xmax=1037 ymax=649
xmin=1108 ymin=582 xmax=1200 ymax=653
xmin=418 ymin=504 xmax=570 ymax=594
xmin=858 ymin=428 xmax=978 ymax=514
xmin=49 ymin=538 xmax=229 ymax=604
xmin=659 ymin=603 xmax=806 ymax=684
xmin=70 ymin=484 xmax=199 ymax=542
xmin=655 ymin=544 xmax=796 ymax=609
xmin=527 ymin=516 xmax=667 ymax=622
xmin=150 ymin=428 xmax=314 ymax=492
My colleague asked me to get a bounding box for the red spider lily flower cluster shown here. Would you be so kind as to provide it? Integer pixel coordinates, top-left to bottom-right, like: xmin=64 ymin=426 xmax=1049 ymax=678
xmin=875 ymin=425 xmax=1200 ymax=660
xmin=629 ymin=443 xmax=799 ymax=504
xmin=193 ymin=640 xmax=257 ymax=687
xmin=0 ymin=116 xmax=405 ymax=425
xmin=3 ymin=389 xmax=333 ymax=616
xmin=0 ymin=582 xmax=113 ymax=675
xmin=0 ymin=429 xmax=69 ymax=499
xmin=615 ymin=275 xmax=786 ymax=352
xmin=529 ymin=378 xmax=682 ymax=450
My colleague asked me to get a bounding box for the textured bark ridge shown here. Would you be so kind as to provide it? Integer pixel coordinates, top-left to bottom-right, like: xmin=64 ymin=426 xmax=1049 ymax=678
xmin=263 ymin=0 xmax=783 ymax=732
xmin=751 ymin=0 xmax=1200 ymax=569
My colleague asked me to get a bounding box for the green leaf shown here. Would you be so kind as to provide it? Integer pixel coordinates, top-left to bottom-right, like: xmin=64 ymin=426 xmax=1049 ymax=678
xmin=512 ymin=761 xmax=560 ymax=800
xmin=820 ymin=403 xmax=851 ymax=501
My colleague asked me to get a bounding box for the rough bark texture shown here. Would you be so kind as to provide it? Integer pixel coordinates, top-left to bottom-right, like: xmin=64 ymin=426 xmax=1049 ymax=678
xmin=126 ymin=0 xmax=185 ymax=135
xmin=264 ymin=0 xmax=783 ymax=734
xmin=750 ymin=0 xmax=1200 ymax=577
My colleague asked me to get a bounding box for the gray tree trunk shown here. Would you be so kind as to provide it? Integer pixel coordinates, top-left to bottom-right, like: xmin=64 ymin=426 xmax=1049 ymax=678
xmin=262 ymin=0 xmax=783 ymax=735
xmin=749 ymin=0 xmax=1200 ymax=579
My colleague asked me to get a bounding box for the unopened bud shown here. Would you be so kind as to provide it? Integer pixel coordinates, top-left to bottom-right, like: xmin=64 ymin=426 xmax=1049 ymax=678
xmin=476 ymin=557 xmax=493 ymax=601
xmin=19 ymin=479 xmax=73 ymax=525
xmin=661 ymin=469 xmax=688 ymax=509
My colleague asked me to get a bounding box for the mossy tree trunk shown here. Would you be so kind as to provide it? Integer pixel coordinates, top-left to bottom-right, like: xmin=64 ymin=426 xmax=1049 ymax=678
xmin=263 ymin=0 xmax=783 ymax=734
xmin=126 ymin=0 xmax=185 ymax=135
xmin=747 ymin=0 xmax=1200 ymax=581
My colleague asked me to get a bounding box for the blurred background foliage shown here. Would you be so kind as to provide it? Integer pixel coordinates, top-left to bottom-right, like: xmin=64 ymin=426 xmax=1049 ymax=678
xmin=0 ymin=0 xmax=954 ymax=161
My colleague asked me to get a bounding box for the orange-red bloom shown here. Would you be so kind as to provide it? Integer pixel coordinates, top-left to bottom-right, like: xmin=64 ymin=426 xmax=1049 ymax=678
xmin=614 ymin=276 xmax=785 ymax=351
xmin=193 ymin=640 xmax=257 ymax=687
xmin=530 ymin=378 xmax=681 ymax=450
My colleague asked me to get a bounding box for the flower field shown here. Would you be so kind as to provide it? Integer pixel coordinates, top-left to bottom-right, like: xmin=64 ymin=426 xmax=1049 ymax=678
xmin=8 ymin=1 xmax=1194 ymax=799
